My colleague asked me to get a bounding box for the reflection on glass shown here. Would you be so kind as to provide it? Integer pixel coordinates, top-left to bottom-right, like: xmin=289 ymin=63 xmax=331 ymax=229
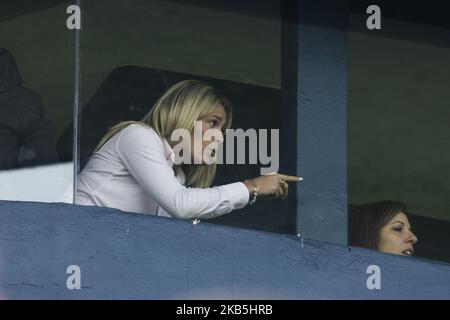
xmin=0 ymin=48 xmax=58 ymax=170
xmin=0 ymin=1 xmax=74 ymax=203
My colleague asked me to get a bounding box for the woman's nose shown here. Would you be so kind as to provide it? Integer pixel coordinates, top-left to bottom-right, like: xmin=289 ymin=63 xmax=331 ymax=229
xmin=407 ymin=231 xmax=418 ymax=244
xmin=213 ymin=131 xmax=224 ymax=143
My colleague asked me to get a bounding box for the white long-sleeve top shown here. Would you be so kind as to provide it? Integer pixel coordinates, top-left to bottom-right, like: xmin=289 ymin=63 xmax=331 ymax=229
xmin=75 ymin=124 xmax=249 ymax=219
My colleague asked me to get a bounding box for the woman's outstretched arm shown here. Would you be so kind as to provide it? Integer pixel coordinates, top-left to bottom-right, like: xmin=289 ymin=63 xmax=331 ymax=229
xmin=116 ymin=124 xmax=250 ymax=220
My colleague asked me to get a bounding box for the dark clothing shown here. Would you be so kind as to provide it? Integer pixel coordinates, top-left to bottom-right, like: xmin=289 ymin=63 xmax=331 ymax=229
xmin=0 ymin=47 xmax=58 ymax=169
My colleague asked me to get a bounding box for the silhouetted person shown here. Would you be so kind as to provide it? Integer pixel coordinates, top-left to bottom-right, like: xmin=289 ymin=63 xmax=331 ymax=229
xmin=0 ymin=47 xmax=58 ymax=170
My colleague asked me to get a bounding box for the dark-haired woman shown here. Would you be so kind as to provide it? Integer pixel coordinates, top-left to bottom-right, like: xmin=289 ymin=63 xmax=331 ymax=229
xmin=349 ymin=200 xmax=418 ymax=256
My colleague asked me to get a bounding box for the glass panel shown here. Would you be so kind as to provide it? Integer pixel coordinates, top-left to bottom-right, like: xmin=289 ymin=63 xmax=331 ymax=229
xmin=0 ymin=1 xmax=75 ymax=203
xmin=348 ymin=13 xmax=450 ymax=263
xmin=74 ymin=0 xmax=297 ymax=234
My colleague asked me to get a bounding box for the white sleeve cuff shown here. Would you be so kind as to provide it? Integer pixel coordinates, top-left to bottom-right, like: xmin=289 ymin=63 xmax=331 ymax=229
xmin=219 ymin=182 xmax=250 ymax=211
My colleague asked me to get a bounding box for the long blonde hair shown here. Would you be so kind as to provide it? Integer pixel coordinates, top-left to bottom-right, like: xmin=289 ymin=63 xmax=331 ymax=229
xmin=95 ymin=80 xmax=232 ymax=188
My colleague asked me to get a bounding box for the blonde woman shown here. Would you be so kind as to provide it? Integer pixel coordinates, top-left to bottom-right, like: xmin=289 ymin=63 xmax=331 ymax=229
xmin=75 ymin=80 xmax=302 ymax=220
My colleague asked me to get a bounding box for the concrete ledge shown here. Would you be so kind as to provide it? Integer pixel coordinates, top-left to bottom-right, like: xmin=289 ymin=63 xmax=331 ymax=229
xmin=0 ymin=200 xmax=449 ymax=299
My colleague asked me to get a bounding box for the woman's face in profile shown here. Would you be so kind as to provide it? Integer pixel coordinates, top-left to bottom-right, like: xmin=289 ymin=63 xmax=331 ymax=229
xmin=190 ymin=105 xmax=227 ymax=164
xmin=378 ymin=212 xmax=418 ymax=256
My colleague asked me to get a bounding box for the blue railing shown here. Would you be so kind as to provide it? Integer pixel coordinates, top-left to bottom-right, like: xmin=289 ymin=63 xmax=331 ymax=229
xmin=1 ymin=200 xmax=449 ymax=299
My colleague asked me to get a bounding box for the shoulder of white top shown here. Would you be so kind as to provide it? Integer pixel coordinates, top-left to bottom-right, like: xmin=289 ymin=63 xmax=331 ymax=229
xmin=122 ymin=123 xmax=162 ymax=140
xmin=116 ymin=123 xmax=164 ymax=151
xmin=126 ymin=123 xmax=157 ymax=134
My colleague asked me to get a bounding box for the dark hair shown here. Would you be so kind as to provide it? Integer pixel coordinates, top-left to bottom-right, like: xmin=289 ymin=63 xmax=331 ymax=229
xmin=348 ymin=200 xmax=407 ymax=250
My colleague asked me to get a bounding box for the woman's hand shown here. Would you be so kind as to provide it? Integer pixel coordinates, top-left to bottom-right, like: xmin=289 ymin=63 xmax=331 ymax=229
xmin=244 ymin=173 xmax=303 ymax=200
